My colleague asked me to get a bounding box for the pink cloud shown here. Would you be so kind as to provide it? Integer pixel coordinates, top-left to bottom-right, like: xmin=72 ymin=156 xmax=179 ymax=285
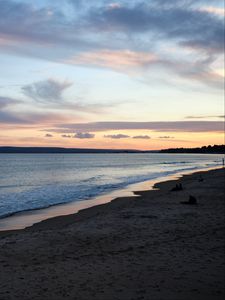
xmin=46 ymin=121 xmax=224 ymax=133
xmin=199 ymin=6 xmax=225 ymax=17
xmin=65 ymin=49 xmax=158 ymax=71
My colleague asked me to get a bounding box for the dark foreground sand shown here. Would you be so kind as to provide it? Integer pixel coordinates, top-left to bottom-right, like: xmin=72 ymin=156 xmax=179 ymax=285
xmin=0 ymin=168 xmax=224 ymax=300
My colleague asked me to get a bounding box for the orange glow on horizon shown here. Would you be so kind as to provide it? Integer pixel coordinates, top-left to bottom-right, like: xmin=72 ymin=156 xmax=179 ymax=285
xmin=0 ymin=128 xmax=223 ymax=150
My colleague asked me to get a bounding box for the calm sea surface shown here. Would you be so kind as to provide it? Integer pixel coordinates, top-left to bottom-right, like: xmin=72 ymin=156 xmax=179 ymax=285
xmin=0 ymin=153 xmax=222 ymax=218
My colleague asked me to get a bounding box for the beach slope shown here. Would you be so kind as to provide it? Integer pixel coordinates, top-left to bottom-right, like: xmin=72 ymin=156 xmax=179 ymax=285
xmin=0 ymin=168 xmax=224 ymax=300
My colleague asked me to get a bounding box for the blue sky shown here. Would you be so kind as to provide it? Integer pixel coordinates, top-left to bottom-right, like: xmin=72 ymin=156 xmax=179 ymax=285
xmin=0 ymin=0 xmax=224 ymax=149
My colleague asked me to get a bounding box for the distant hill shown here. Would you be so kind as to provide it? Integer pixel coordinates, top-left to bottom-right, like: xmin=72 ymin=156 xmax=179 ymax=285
xmin=160 ymin=145 xmax=225 ymax=154
xmin=0 ymin=145 xmax=224 ymax=154
xmin=0 ymin=146 xmax=154 ymax=154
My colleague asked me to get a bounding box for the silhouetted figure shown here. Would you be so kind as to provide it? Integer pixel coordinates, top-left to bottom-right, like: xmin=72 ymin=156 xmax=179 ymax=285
xmin=188 ymin=195 xmax=197 ymax=204
xmin=180 ymin=195 xmax=197 ymax=205
xmin=222 ymin=158 xmax=224 ymax=168
xmin=198 ymin=176 xmax=204 ymax=182
xmin=171 ymin=183 xmax=183 ymax=191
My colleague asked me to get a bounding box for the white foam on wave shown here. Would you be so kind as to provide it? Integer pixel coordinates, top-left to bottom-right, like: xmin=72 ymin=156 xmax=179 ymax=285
xmin=0 ymin=153 xmax=222 ymax=218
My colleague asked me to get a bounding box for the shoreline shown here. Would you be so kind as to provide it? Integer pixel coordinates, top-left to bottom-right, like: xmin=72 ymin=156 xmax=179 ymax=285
xmin=0 ymin=165 xmax=221 ymax=232
xmin=0 ymin=167 xmax=224 ymax=299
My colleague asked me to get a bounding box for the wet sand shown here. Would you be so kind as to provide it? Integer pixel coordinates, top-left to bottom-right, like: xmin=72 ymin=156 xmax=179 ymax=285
xmin=0 ymin=168 xmax=224 ymax=300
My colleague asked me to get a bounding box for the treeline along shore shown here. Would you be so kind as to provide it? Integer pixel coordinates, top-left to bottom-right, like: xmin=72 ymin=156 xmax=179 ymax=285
xmin=160 ymin=144 xmax=225 ymax=154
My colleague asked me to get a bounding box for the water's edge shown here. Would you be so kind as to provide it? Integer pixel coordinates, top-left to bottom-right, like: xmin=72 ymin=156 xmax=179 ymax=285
xmin=0 ymin=165 xmax=221 ymax=232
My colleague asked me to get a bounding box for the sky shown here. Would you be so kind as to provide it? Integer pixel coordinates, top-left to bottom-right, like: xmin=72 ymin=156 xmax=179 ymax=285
xmin=0 ymin=0 xmax=224 ymax=150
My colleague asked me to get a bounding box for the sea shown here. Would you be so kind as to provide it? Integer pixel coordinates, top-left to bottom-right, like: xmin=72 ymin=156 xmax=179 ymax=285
xmin=0 ymin=153 xmax=223 ymax=219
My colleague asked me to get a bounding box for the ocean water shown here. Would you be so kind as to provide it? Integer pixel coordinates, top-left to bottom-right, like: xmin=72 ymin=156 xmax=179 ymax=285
xmin=0 ymin=153 xmax=222 ymax=218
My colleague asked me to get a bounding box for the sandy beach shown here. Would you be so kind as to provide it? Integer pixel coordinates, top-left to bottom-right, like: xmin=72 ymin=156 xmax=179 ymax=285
xmin=0 ymin=168 xmax=224 ymax=300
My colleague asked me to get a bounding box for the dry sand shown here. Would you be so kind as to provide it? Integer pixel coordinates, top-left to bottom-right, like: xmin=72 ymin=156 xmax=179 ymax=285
xmin=0 ymin=168 xmax=224 ymax=300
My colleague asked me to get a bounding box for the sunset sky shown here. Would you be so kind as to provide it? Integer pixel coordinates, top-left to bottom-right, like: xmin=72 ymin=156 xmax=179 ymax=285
xmin=0 ymin=0 xmax=224 ymax=150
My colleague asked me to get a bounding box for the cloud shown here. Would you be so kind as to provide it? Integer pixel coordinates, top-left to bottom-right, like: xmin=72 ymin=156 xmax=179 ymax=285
xmin=185 ymin=115 xmax=225 ymax=119
xmin=0 ymin=96 xmax=21 ymax=110
xmin=0 ymin=0 xmax=103 ymax=59
xmin=0 ymin=0 xmax=223 ymax=89
xmin=66 ymin=49 xmax=223 ymax=89
xmin=86 ymin=2 xmax=224 ymax=53
xmin=0 ymin=91 xmax=122 ymax=127
xmin=58 ymin=100 xmax=122 ymax=114
xmin=0 ymin=111 xmax=27 ymax=124
xmin=0 ymin=108 xmax=68 ymax=125
xmin=158 ymin=53 xmax=224 ymax=89
xmin=158 ymin=136 xmax=175 ymax=139
xmin=108 ymin=3 xmax=122 ymax=10
xmin=0 ymin=0 xmax=223 ymax=57
xmin=133 ymin=135 xmax=151 ymax=139
xmin=0 ymin=96 xmax=26 ymax=124
xmin=22 ymin=79 xmax=73 ymax=102
xmin=104 ymin=134 xmax=130 ymax=139
xmin=61 ymin=134 xmax=72 ymax=138
xmin=199 ymin=6 xmax=225 ymax=17
xmin=45 ymin=133 xmax=53 ymax=138
xmin=66 ymin=49 xmax=158 ymax=71
xmin=49 ymin=121 xmax=224 ymax=133
xmin=20 ymin=79 xmax=120 ymax=113
xmin=74 ymin=132 xmax=95 ymax=139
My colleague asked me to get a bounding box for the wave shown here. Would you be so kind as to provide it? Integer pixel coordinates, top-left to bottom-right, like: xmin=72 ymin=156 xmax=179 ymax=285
xmin=0 ymin=163 xmax=219 ymax=219
xmin=161 ymin=161 xmax=191 ymax=165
